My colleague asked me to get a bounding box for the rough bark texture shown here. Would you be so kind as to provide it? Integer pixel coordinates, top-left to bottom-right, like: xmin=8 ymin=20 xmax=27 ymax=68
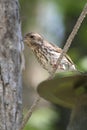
xmin=0 ymin=0 xmax=23 ymax=130
xmin=67 ymin=95 xmax=87 ymax=130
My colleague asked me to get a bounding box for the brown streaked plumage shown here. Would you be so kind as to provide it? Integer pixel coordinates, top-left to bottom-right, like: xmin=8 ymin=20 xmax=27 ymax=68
xmin=24 ymin=32 xmax=76 ymax=74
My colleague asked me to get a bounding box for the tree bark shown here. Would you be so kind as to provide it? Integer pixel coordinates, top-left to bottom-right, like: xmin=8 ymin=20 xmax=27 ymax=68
xmin=0 ymin=0 xmax=23 ymax=130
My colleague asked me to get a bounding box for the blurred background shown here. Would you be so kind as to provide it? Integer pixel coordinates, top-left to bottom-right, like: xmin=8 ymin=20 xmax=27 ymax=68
xmin=19 ymin=0 xmax=87 ymax=130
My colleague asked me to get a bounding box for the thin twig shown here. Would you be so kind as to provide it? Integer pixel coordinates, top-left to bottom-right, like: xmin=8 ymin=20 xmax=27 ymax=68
xmin=19 ymin=95 xmax=40 ymax=130
xmin=50 ymin=3 xmax=87 ymax=77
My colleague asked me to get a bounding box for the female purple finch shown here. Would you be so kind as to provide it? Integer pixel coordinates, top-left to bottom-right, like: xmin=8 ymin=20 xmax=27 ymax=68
xmin=24 ymin=32 xmax=76 ymax=74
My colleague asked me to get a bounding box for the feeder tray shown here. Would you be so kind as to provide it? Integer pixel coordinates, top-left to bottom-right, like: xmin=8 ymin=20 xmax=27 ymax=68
xmin=37 ymin=72 xmax=87 ymax=108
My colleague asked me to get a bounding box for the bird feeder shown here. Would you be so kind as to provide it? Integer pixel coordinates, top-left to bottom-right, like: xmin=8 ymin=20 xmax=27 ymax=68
xmin=37 ymin=71 xmax=87 ymax=108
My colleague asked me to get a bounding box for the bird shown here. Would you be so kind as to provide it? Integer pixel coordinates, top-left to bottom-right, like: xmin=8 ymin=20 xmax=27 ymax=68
xmin=24 ymin=32 xmax=76 ymax=74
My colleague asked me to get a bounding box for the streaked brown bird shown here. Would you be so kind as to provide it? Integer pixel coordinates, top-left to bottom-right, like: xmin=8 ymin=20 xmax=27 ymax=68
xmin=24 ymin=32 xmax=76 ymax=74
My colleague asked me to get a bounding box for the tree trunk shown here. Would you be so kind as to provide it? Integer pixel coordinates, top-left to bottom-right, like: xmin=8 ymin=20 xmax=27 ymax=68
xmin=0 ymin=0 xmax=23 ymax=130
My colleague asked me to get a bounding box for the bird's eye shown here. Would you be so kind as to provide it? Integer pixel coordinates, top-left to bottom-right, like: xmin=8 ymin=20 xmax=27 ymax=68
xmin=30 ymin=35 xmax=34 ymax=39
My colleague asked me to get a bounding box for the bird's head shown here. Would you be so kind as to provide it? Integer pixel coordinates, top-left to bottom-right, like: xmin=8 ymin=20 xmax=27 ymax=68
xmin=24 ymin=32 xmax=44 ymax=50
